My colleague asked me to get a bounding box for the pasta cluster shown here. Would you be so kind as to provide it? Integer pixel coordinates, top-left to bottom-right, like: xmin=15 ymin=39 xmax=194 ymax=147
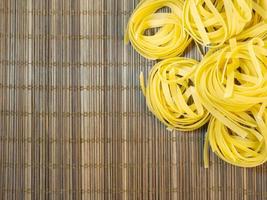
xmin=198 ymin=39 xmax=267 ymax=167
xmin=125 ymin=0 xmax=267 ymax=168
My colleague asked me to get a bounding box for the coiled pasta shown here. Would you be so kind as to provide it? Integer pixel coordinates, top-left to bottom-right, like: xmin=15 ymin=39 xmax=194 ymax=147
xmin=196 ymin=38 xmax=267 ymax=167
xmin=125 ymin=0 xmax=191 ymax=60
xmin=237 ymin=21 xmax=267 ymax=42
xmin=237 ymin=0 xmax=267 ymax=41
xmin=126 ymin=0 xmax=267 ymax=168
xmin=204 ymin=104 xmax=267 ymax=168
xmin=183 ymin=0 xmax=267 ymax=47
xmin=195 ymin=38 xmax=267 ymax=120
xmin=140 ymin=57 xmax=210 ymax=131
xmin=183 ymin=0 xmax=253 ymax=47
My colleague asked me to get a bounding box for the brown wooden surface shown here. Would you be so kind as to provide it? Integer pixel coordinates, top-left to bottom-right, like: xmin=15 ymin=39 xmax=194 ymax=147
xmin=0 ymin=0 xmax=266 ymax=199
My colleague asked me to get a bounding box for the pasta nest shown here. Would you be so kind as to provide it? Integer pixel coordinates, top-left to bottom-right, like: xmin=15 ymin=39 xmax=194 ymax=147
xmin=195 ymin=38 xmax=267 ymax=126
xmin=125 ymin=0 xmax=191 ymax=60
xmin=205 ymin=105 xmax=267 ymax=167
xmin=140 ymin=57 xmax=210 ymax=131
xmin=183 ymin=0 xmax=267 ymax=47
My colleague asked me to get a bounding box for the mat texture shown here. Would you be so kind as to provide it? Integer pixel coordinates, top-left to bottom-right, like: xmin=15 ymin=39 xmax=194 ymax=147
xmin=0 ymin=0 xmax=267 ymax=199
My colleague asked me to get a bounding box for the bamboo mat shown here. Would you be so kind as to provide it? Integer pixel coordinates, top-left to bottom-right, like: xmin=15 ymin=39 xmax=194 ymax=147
xmin=0 ymin=0 xmax=266 ymax=199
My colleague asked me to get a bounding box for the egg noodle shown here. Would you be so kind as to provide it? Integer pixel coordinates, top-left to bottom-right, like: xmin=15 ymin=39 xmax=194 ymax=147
xmin=204 ymin=104 xmax=267 ymax=168
xmin=140 ymin=57 xmax=210 ymax=131
xmin=126 ymin=0 xmax=267 ymax=168
xmin=125 ymin=0 xmax=191 ymax=60
xmin=183 ymin=0 xmax=267 ymax=47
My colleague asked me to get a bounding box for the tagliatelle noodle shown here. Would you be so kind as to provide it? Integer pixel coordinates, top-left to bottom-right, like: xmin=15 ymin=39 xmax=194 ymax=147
xmin=204 ymin=104 xmax=267 ymax=168
xmin=236 ymin=21 xmax=267 ymax=42
xmin=140 ymin=57 xmax=210 ymax=131
xmin=183 ymin=0 xmax=253 ymax=47
xmin=243 ymin=0 xmax=267 ymax=27
xmin=195 ymin=38 xmax=267 ymax=126
xmin=126 ymin=0 xmax=267 ymax=168
xmin=236 ymin=0 xmax=267 ymax=41
xmin=125 ymin=0 xmax=191 ymax=60
xmin=195 ymin=38 xmax=267 ymax=167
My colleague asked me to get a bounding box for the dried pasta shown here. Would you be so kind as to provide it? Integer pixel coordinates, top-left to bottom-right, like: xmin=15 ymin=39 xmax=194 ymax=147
xmin=126 ymin=0 xmax=267 ymax=168
xmin=125 ymin=0 xmax=191 ymax=60
xmin=196 ymin=38 xmax=267 ymax=167
xmin=204 ymin=104 xmax=267 ymax=168
xmin=183 ymin=0 xmax=267 ymax=47
xmin=140 ymin=57 xmax=210 ymax=131
xmin=196 ymin=38 xmax=267 ymax=114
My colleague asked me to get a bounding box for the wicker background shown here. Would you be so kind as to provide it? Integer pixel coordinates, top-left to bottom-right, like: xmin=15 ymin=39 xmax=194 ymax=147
xmin=0 ymin=0 xmax=266 ymax=199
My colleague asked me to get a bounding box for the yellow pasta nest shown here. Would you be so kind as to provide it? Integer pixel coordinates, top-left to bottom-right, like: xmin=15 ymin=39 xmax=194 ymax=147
xmin=196 ymin=38 xmax=267 ymax=167
xmin=204 ymin=104 xmax=267 ymax=168
xmin=183 ymin=0 xmax=267 ymax=47
xmin=195 ymin=38 xmax=267 ymax=123
xmin=140 ymin=57 xmax=210 ymax=131
xmin=183 ymin=0 xmax=253 ymax=47
xmin=125 ymin=0 xmax=191 ymax=60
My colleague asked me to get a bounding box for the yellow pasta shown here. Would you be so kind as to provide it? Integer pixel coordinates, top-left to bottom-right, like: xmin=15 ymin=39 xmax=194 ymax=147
xmin=237 ymin=0 xmax=267 ymax=41
xmin=140 ymin=57 xmax=210 ymax=131
xmin=204 ymin=104 xmax=267 ymax=168
xmin=183 ymin=0 xmax=253 ymax=47
xmin=236 ymin=21 xmax=267 ymax=42
xmin=195 ymin=38 xmax=267 ymax=167
xmin=125 ymin=0 xmax=191 ymax=60
xmin=246 ymin=0 xmax=267 ymax=26
xmin=183 ymin=0 xmax=267 ymax=48
xmin=195 ymin=38 xmax=267 ymax=117
xmin=126 ymin=0 xmax=267 ymax=168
